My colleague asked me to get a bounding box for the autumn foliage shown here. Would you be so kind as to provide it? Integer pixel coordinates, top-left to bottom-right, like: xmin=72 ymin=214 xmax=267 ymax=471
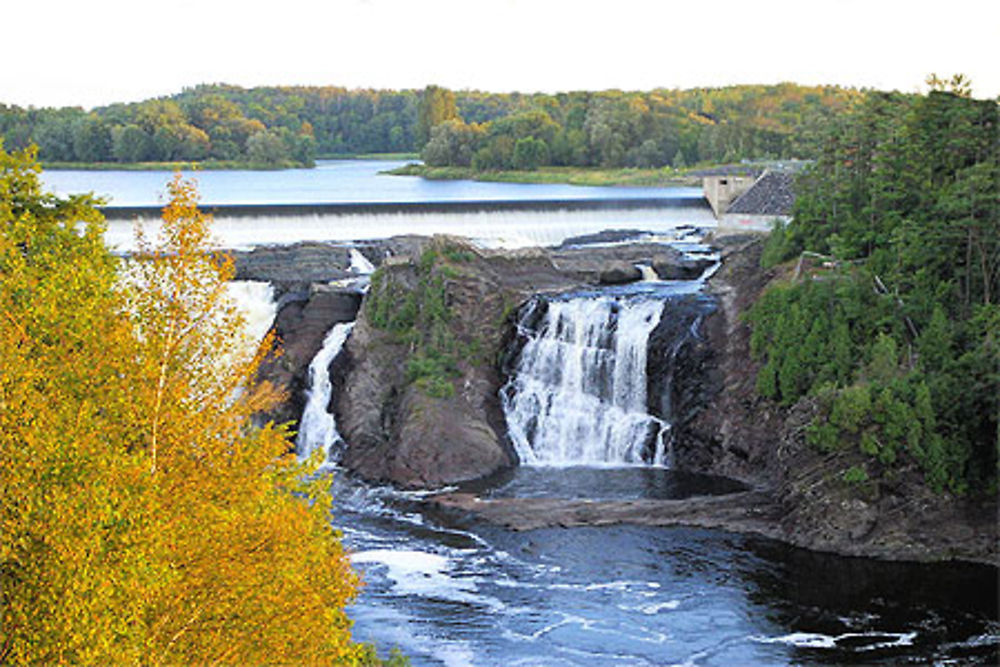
xmin=0 ymin=145 xmax=368 ymax=664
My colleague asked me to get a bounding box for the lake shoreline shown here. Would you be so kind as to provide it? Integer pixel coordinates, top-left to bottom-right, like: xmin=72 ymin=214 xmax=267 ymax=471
xmin=40 ymin=153 xmax=418 ymax=172
xmin=384 ymin=162 xmax=700 ymax=187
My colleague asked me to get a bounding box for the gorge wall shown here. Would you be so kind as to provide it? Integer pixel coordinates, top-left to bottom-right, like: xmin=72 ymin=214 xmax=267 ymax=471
xmin=675 ymin=236 xmax=998 ymax=565
xmin=250 ymin=235 xmax=997 ymax=565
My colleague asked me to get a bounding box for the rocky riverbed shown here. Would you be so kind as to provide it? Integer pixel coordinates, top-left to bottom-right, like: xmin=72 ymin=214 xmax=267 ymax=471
xmin=248 ymin=234 xmax=997 ymax=566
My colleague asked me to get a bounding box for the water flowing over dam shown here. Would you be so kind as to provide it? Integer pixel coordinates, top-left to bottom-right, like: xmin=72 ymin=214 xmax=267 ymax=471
xmin=101 ymin=198 xmax=715 ymax=251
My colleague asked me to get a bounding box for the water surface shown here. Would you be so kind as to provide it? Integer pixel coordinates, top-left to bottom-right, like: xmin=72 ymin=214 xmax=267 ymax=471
xmin=334 ymin=471 xmax=998 ymax=666
xmin=41 ymin=159 xmax=699 ymax=206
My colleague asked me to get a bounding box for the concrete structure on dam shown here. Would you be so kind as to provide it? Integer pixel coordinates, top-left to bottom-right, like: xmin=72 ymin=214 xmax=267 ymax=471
xmin=700 ymin=167 xmax=796 ymax=233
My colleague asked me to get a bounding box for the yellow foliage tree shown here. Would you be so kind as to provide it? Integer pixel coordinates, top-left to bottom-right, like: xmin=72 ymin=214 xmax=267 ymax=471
xmin=1 ymin=146 xmax=370 ymax=664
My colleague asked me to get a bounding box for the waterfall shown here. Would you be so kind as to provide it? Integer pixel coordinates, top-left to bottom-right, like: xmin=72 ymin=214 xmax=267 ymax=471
xmin=296 ymin=322 xmax=355 ymax=464
xmin=349 ymin=247 xmax=376 ymax=274
xmin=502 ymin=296 xmax=669 ymax=466
xmin=635 ymin=264 xmax=659 ymax=282
xmin=226 ymin=281 xmax=278 ymax=349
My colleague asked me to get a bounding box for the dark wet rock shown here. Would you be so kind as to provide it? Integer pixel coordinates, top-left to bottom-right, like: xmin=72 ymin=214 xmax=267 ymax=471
xmin=256 ymin=285 xmax=362 ymax=426
xmin=598 ymin=261 xmax=642 ymax=284
xmin=557 ymin=229 xmax=649 ymax=248
xmin=425 ymin=490 xmax=782 ymax=535
xmin=646 ymin=295 xmax=717 ymax=464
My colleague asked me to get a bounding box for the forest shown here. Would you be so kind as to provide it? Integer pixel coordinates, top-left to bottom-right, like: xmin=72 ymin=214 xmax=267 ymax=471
xmin=0 ymin=82 xmax=859 ymax=168
xmin=0 ymin=146 xmax=404 ymax=664
xmin=749 ymin=78 xmax=999 ymax=496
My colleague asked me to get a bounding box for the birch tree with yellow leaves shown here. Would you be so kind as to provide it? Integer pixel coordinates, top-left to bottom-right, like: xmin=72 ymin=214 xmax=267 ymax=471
xmin=0 ymin=145 xmax=377 ymax=664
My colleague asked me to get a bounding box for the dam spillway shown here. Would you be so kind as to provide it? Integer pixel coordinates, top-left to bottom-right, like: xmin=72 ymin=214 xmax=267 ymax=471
xmin=99 ymin=197 xmax=715 ymax=251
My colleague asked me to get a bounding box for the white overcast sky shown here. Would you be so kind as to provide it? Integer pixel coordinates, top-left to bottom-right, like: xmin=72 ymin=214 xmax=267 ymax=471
xmin=3 ymin=0 xmax=998 ymax=109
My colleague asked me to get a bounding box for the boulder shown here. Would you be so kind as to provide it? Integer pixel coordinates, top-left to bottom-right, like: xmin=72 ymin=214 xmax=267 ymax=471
xmin=651 ymin=256 xmax=715 ymax=280
xmin=599 ymin=261 xmax=642 ymax=285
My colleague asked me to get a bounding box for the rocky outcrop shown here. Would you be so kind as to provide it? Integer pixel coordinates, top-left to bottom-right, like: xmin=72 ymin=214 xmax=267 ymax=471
xmin=550 ymin=242 xmax=713 ymax=282
xmin=671 ymin=235 xmax=998 ymax=565
xmin=336 ymin=238 xmax=580 ymax=489
xmin=233 ymin=237 xmax=422 ymax=292
xmin=427 ymin=490 xmax=781 ymax=534
xmin=257 ymin=285 xmax=362 ymax=426
xmin=234 ymin=242 xmax=356 ymax=286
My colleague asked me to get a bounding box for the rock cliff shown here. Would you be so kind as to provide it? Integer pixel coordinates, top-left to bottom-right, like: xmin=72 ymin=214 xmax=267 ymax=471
xmin=674 ymin=235 xmax=998 ymax=565
xmin=251 ymin=234 xmax=997 ymax=564
xmin=336 ymin=238 xmax=578 ymax=488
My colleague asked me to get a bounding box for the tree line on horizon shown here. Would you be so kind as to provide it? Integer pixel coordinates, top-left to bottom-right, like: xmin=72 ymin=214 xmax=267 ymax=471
xmin=0 ymin=82 xmax=861 ymax=168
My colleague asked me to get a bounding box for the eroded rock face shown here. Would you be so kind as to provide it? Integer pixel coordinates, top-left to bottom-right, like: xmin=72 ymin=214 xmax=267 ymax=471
xmin=256 ymin=286 xmax=362 ymax=426
xmin=337 ymin=238 xmax=579 ymax=488
xmin=673 ymin=235 xmax=998 ymax=565
xmin=646 ymin=294 xmax=717 ymax=465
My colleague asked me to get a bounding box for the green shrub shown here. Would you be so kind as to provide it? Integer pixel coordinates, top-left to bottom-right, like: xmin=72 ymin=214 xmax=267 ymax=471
xmin=842 ymin=465 xmax=869 ymax=485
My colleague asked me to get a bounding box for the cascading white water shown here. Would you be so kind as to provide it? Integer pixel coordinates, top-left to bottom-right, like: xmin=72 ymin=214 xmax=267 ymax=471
xmin=349 ymin=247 xmax=377 ymax=274
xmin=636 ymin=264 xmax=660 ymax=282
xmin=296 ymin=322 xmax=355 ymax=464
xmin=502 ymin=296 xmax=668 ymax=466
xmin=103 ymin=206 xmax=716 ymax=252
xmin=226 ymin=281 xmax=278 ymax=351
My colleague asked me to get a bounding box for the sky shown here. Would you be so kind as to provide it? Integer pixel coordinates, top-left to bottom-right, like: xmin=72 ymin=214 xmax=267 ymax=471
xmin=3 ymin=0 xmax=999 ymax=109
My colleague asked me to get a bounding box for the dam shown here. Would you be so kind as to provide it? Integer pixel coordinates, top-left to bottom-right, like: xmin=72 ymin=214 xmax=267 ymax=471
xmin=100 ymin=196 xmax=716 ymax=250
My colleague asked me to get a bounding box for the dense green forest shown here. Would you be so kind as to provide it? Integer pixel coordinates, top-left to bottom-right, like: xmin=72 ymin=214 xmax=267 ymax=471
xmin=750 ymin=78 xmax=998 ymax=495
xmin=0 ymin=83 xmax=858 ymax=168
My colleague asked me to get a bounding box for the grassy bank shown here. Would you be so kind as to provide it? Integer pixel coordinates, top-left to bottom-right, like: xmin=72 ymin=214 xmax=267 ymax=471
xmin=317 ymin=152 xmax=420 ymax=161
xmin=384 ymin=163 xmax=698 ymax=187
xmin=41 ymin=159 xmax=311 ymax=171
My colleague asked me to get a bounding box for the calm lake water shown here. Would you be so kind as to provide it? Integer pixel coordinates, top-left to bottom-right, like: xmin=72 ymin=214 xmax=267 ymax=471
xmin=40 ymin=159 xmax=700 ymax=206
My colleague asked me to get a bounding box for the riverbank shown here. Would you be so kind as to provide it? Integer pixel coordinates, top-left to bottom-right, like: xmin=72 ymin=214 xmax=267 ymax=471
xmin=43 ymin=153 xmax=419 ymax=172
xmin=41 ymin=159 xmax=311 ymax=171
xmin=385 ymin=163 xmax=698 ymax=187
xmin=316 ymin=152 xmax=419 ymax=161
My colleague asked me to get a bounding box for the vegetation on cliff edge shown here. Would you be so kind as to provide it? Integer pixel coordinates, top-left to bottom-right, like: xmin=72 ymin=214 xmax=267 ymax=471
xmin=365 ymin=242 xmax=479 ymax=399
xmin=749 ymin=77 xmax=998 ymax=495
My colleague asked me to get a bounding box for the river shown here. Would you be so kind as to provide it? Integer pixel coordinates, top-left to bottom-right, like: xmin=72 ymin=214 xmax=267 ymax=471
xmin=54 ymin=161 xmax=999 ymax=665
xmin=334 ymin=469 xmax=997 ymax=666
